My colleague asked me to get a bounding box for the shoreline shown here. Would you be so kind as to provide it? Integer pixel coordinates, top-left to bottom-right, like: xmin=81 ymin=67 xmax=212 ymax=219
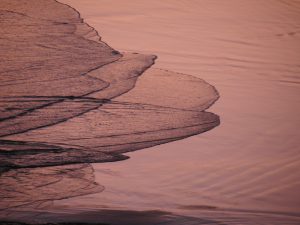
xmin=0 ymin=1 xmax=220 ymax=223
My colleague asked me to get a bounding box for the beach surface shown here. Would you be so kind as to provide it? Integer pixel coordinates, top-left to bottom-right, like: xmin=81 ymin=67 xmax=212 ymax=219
xmin=1 ymin=0 xmax=300 ymax=224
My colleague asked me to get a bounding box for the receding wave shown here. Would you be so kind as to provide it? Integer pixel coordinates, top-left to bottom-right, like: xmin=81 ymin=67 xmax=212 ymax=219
xmin=0 ymin=0 xmax=219 ymax=219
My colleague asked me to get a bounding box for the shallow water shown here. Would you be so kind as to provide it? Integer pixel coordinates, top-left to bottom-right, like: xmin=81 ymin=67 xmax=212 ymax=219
xmin=1 ymin=0 xmax=300 ymax=224
xmin=58 ymin=0 xmax=300 ymax=223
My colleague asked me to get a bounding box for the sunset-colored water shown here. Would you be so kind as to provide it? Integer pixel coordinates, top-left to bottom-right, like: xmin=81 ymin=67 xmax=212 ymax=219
xmin=59 ymin=0 xmax=300 ymax=223
xmin=1 ymin=0 xmax=300 ymax=224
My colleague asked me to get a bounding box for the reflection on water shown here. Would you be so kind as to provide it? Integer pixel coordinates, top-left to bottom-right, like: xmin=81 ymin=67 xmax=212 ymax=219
xmin=0 ymin=164 xmax=103 ymax=212
xmin=2 ymin=162 xmax=299 ymax=225
xmin=0 ymin=163 xmax=229 ymax=225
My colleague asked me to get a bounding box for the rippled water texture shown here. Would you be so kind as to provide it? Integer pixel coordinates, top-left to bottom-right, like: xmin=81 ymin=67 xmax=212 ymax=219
xmin=1 ymin=0 xmax=300 ymax=224
xmin=0 ymin=0 xmax=220 ymax=224
xmin=56 ymin=0 xmax=299 ymax=224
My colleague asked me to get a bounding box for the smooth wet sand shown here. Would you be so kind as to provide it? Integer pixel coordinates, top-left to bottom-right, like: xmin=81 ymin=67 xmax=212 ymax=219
xmin=56 ymin=0 xmax=300 ymax=223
